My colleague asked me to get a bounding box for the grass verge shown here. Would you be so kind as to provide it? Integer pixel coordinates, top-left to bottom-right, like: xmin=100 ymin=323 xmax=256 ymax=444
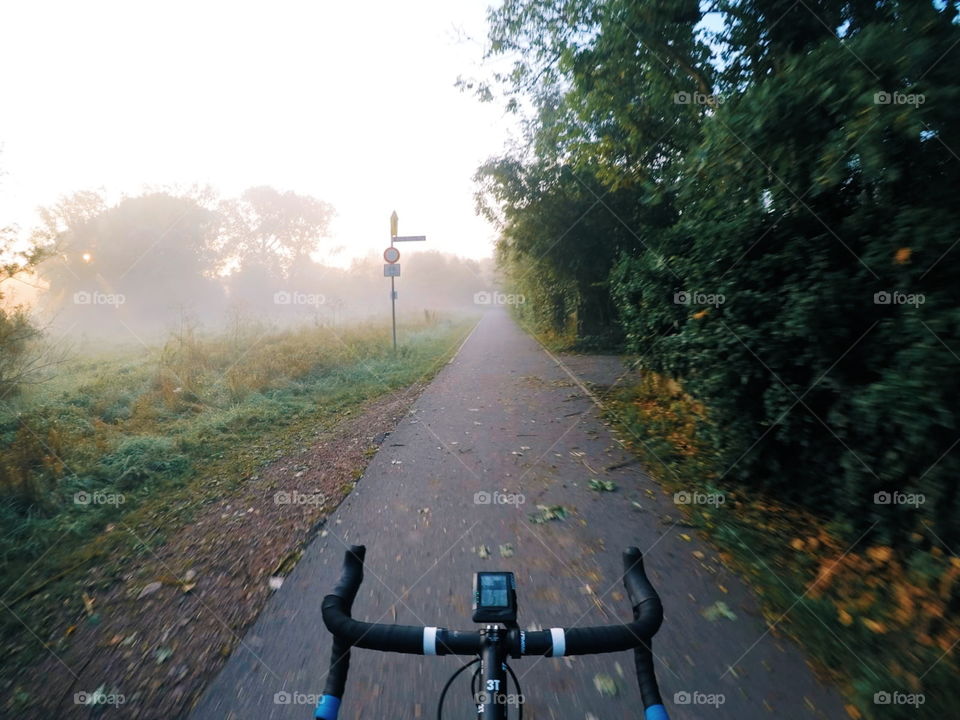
xmin=0 ymin=315 xmax=475 ymax=684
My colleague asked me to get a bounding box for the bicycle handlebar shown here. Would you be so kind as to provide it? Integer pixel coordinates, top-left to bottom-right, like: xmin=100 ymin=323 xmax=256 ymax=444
xmin=316 ymin=545 xmax=668 ymax=720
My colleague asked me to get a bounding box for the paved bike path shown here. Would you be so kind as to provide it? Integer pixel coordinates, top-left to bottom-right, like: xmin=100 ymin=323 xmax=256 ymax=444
xmin=192 ymin=308 xmax=847 ymax=719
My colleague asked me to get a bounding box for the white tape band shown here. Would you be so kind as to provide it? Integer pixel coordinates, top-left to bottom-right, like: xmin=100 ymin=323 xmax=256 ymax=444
xmin=423 ymin=626 xmax=438 ymax=656
xmin=550 ymin=627 xmax=566 ymax=657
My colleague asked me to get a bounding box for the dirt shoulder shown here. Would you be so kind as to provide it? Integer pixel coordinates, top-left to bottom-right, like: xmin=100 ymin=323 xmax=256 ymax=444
xmin=9 ymin=382 xmax=429 ymax=719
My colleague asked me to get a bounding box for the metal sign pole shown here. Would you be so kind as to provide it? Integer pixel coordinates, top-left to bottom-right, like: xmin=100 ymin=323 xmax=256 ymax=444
xmin=390 ymin=211 xmax=398 ymax=352
xmin=391 ymin=245 xmax=397 ymax=353
xmin=385 ymin=211 xmax=424 ymax=352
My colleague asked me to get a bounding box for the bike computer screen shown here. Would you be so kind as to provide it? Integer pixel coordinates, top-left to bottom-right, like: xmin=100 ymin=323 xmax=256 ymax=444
xmin=473 ymin=572 xmax=517 ymax=624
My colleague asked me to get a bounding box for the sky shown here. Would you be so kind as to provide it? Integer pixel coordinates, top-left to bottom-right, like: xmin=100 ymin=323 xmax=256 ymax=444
xmin=0 ymin=0 xmax=517 ymax=264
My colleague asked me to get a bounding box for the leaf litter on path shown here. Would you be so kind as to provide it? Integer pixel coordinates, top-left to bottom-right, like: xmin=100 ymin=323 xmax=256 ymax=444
xmin=527 ymin=505 xmax=570 ymax=524
xmin=702 ymin=600 xmax=737 ymax=622
xmin=589 ymin=478 xmax=617 ymax=492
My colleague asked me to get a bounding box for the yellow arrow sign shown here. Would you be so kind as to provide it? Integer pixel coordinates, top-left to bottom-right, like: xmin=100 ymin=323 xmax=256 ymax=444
xmin=390 ymin=211 xmax=398 ymax=238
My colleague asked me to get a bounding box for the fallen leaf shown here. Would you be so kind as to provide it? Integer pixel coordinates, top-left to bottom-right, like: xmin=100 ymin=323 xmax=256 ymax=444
xmin=589 ymin=478 xmax=617 ymax=492
xmin=593 ymin=673 xmax=618 ymax=697
xmin=138 ymin=582 xmax=162 ymax=599
xmin=894 ymin=247 xmax=911 ymax=264
xmin=702 ymin=601 xmax=737 ymax=622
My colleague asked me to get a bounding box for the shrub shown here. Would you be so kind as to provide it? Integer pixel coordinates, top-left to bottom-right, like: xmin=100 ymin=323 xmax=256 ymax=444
xmin=98 ymin=435 xmax=189 ymax=490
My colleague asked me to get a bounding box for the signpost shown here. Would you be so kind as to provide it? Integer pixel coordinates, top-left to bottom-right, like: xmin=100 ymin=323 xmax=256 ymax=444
xmin=386 ymin=211 xmax=425 ymax=351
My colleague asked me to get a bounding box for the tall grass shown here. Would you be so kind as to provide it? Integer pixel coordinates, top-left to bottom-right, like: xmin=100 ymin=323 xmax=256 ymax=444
xmin=0 ymin=315 xmax=472 ymax=613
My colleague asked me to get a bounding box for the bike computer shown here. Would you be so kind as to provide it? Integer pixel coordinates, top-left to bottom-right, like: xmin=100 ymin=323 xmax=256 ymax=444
xmin=472 ymin=571 xmax=517 ymax=624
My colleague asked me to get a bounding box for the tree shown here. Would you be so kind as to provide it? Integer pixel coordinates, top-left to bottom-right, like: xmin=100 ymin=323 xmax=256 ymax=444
xmin=0 ymin=220 xmax=53 ymax=398
xmin=214 ymin=186 xmax=334 ymax=278
xmin=37 ymin=192 xmax=225 ymax=334
xmin=479 ymin=0 xmax=960 ymax=546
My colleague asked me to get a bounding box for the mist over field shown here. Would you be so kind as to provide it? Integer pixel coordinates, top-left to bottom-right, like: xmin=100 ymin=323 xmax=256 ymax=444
xmin=3 ymin=187 xmax=494 ymax=346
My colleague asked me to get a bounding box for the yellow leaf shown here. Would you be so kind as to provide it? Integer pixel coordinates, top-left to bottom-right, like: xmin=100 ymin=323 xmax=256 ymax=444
xmin=838 ymin=609 xmax=853 ymax=626
xmin=894 ymin=247 xmax=912 ymax=264
xmin=790 ymin=538 xmax=805 ymax=551
xmin=866 ymin=546 xmax=893 ymax=563
xmin=862 ymin=618 xmax=887 ymax=634
xmin=680 ymin=533 xmax=692 ymax=542
xmin=845 ymin=703 xmax=863 ymax=718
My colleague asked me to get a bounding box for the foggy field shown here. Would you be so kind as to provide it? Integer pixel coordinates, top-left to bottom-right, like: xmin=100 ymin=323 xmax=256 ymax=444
xmin=0 ymin=315 xmax=474 ymax=674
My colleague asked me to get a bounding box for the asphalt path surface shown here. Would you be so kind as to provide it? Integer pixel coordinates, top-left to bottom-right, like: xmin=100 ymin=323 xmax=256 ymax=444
xmin=192 ymin=308 xmax=847 ymax=719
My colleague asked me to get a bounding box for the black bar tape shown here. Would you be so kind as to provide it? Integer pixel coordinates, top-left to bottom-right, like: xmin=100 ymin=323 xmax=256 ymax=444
xmin=331 ymin=545 xmax=366 ymax=605
xmin=623 ymin=547 xmax=661 ymax=612
xmin=634 ymin=640 xmax=664 ymax=709
xmin=322 ymin=596 xmax=426 ymax=654
xmin=321 ymin=633 xmax=352 ymax=698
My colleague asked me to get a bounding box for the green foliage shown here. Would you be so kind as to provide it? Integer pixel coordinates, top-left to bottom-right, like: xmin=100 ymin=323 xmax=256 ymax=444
xmin=0 ymin=305 xmax=41 ymax=399
xmin=481 ymin=1 xmax=960 ymax=715
xmin=98 ymin=436 xmax=189 ymax=490
xmin=483 ymin=0 xmax=960 ymax=548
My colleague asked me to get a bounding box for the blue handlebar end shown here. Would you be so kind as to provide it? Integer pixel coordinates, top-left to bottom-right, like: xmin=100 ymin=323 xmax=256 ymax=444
xmin=315 ymin=694 xmax=341 ymax=719
xmin=644 ymin=704 xmax=669 ymax=720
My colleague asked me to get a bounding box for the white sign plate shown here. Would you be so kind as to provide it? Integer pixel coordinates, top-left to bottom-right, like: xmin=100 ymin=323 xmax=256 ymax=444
xmin=384 ymin=263 xmax=401 ymax=277
xmin=392 ymin=235 xmax=426 ymax=243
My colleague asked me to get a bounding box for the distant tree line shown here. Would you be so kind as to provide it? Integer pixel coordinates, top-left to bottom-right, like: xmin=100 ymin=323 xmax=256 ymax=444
xmin=18 ymin=186 xmax=491 ymax=337
xmin=476 ymin=0 xmax=960 ymax=547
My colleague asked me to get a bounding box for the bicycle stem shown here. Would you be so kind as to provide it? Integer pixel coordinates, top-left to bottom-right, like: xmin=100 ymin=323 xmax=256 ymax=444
xmin=476 ymin=627 xmax=508 ymax=720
